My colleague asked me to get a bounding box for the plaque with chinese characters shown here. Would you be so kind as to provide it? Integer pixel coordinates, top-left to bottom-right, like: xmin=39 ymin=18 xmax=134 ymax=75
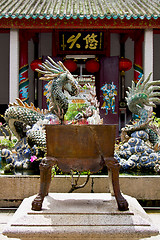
xmin=57 ymin=31 xmax=105 ymax=54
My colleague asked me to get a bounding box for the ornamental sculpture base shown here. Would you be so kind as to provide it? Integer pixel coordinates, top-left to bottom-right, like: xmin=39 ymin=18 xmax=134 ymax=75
xmin=3 ymin=193 xmax=159 ymax=240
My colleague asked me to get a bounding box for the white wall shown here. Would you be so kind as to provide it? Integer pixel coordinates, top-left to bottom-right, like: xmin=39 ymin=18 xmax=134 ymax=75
xmin=144 ymin=29 xmax=153 ymax=82
xmin=0 ymin=33 xmax=9 ymax=104
xmin=9 ymin=29 xmax=19 ymax=103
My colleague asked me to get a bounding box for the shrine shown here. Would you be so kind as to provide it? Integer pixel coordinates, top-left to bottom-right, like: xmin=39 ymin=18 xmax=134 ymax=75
xmin=0 ymin=0 xmax=160 ymax=131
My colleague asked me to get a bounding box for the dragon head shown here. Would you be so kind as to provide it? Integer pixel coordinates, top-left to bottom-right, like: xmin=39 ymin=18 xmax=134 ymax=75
xmin=36 ymin=56 xmax=80 ymax=116
xmin=36 ymin=56 xmax=79 ymax=96
xmin=126 ymin=73 xmax=160 ymax=115
xmin=60 ymin=72 xmax=79 ymax=96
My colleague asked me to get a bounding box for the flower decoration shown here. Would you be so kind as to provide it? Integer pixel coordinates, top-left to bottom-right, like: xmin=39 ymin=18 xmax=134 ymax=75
xmin=30 ymin=155 xmax=37 ymax=162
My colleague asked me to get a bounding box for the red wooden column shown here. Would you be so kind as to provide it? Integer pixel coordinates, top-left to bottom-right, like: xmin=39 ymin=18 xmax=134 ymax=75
xmin=19 ymin=30 xmax=29 ymax=103
xmin=134 ymin=31 xmax=144 ymax=83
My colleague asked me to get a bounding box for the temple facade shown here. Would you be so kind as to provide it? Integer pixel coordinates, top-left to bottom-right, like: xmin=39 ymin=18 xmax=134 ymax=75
xmin=0 ymin=0 xmax=160 ymax=129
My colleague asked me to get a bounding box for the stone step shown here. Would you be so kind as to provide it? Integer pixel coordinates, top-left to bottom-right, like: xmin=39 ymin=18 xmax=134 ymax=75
xmin=12 ymin=214 xmax=150 ymax=227
xmin=3 ymin=193 xmax=159 ymax=240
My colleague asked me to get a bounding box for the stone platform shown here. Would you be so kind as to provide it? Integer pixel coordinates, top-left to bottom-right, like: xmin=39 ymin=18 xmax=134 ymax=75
xmin=3 ymin=193 xmax=159 ymax=240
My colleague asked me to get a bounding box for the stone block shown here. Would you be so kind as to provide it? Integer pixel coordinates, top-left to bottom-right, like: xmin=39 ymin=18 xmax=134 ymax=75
xmin=1 ymin=175 xmax=160 ymax=207
xmin=3 ymin=193 xmax=159 ymax=240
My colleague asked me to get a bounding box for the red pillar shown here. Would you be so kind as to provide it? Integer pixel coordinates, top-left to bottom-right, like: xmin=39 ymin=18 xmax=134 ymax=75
xmin=19 ymin=30 xmax=29 ymax=103
xmin=134 ymin=32 xmax=144 ymax=83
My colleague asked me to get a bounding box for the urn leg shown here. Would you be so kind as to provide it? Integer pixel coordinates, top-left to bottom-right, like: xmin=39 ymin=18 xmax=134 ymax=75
xmin=32 ymin=157 xmax=55 ymax=211
xmin=105 ymin=157 xmax=129 ymax=211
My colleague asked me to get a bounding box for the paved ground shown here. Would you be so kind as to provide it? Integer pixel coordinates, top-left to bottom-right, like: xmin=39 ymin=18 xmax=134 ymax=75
xmin=0 ymin=208 xmax=160 ymax=240
xmin=0 ymin=209 xmax=20 ymax=240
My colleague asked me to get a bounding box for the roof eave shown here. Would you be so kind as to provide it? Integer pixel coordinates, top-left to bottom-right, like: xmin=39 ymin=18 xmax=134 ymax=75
xmin=0 ymin=14 xmax=160 ymax=20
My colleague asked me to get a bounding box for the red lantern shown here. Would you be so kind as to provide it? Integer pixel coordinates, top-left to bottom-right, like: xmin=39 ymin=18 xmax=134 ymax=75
xmin=63 ymin=59 xmax=77 ymax=72
xmin=119 ymin=58 xmax=132 ymax=72
xmin=30 ymin=59 xmax=42 ymax=71
xmin=85 ymin=59 xmax=100 ymax=73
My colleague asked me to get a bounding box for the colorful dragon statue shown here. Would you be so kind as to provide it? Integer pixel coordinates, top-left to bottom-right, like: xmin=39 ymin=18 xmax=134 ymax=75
xmin=121 ymin=73 xmax=160 ymax=144
xmin=116 ymin=73 xmax=160 ymax=173
xmin=1 ymin=57 xmax=80 ymax=171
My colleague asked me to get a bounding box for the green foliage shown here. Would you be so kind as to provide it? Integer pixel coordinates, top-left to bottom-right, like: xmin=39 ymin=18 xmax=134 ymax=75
xmin=64 ymin=103 xmax=88 ymax=121
xmin=0 ymin=138 xmax=17 ymax=150
xmin=151 ymin=112 xmax=160 ymax=128
xmin=51 ymin=165 xmax=64 ymax=178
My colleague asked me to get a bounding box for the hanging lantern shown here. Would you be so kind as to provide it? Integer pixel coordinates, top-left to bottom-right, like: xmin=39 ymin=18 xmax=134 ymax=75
xmin=63 ymin=59 xmax=77 ymax=72
xmin=30 ymin=59 xmax=42 ymax=71
xmin=119 ymin=57 xmax=132 ymax=72
xmin=85 ymin=59 xmax=100 ymax=73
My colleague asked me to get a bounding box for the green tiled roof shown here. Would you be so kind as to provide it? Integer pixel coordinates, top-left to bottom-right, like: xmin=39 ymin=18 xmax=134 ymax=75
xmin=0 ymin=0 xmax=160 ymax=20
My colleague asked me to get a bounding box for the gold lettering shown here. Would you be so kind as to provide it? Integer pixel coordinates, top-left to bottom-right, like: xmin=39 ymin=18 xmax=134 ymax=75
xmin=83 ymin=33 xmax=98 ymax=49
xmin=61 ymin=34 xmax=66 ymax=50
xmin=67 ymin=33 xmax=81 ymax=49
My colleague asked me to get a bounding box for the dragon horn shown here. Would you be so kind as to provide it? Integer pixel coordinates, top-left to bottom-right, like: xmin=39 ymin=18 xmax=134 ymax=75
xmin=35 ymin=68 xmax=50 ymax=75
xmin=145 ymin=102 xmax=156 ymax=107
xmin=144 ymin=80 xmax=160 ymax=90
xmin=125 ymin=96 xmax=128 ymax=101
xmin=128 ymin=86 xmax=132 ymax=93
xmin=126 ymin=91 xmax=129 ymax=96
xmin=39 ymin=77 xmax=53 ymax=81
xmin=47 ymin=56 xmax=63 ymax=69
xmin=45 ymin=59 xmax=63 ymax=72
xmin=141 ymin=72 xmax=152 ymax=90
xmin=58 ymin=61 xmax=69 ymax=72
xmin=131 ymin=80 xmax=135 ymax=90
xmin=42 ymin=62 xmax=61 ymax=74
xmin=149 ymin=97 xmax=160 ymax=103
xmin=44 ymin=74 xmax=60 ymax=78
xmin=149 ymin=92 xmax=160 ymax=97
xmin=148 ymin=86 xmax=160 ymax=94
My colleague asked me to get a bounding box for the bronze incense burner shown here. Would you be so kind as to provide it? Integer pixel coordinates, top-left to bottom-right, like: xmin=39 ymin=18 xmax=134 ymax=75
xmin=32 ymin=124 xmax=128 ymax=211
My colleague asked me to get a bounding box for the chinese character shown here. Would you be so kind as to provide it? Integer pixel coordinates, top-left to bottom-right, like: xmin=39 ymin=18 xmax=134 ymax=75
xmin=67 ymin=33 xmax=81 ymax=49
xmin=83 ymin=33 xmax=98 ymax=50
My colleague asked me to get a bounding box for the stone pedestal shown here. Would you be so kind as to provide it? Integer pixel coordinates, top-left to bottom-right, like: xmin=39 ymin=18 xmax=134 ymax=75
xmin=3 ymin=193 xmax=159 ymax=240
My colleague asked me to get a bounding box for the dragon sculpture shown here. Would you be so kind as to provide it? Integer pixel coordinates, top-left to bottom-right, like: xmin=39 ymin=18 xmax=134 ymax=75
xmin=1 ymin=56 xmax=80 ymax=172
xmin=121 ymin=73 xmax=160 ymax=144
xmin=115 ymin=73 xmax=160 ymax=173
